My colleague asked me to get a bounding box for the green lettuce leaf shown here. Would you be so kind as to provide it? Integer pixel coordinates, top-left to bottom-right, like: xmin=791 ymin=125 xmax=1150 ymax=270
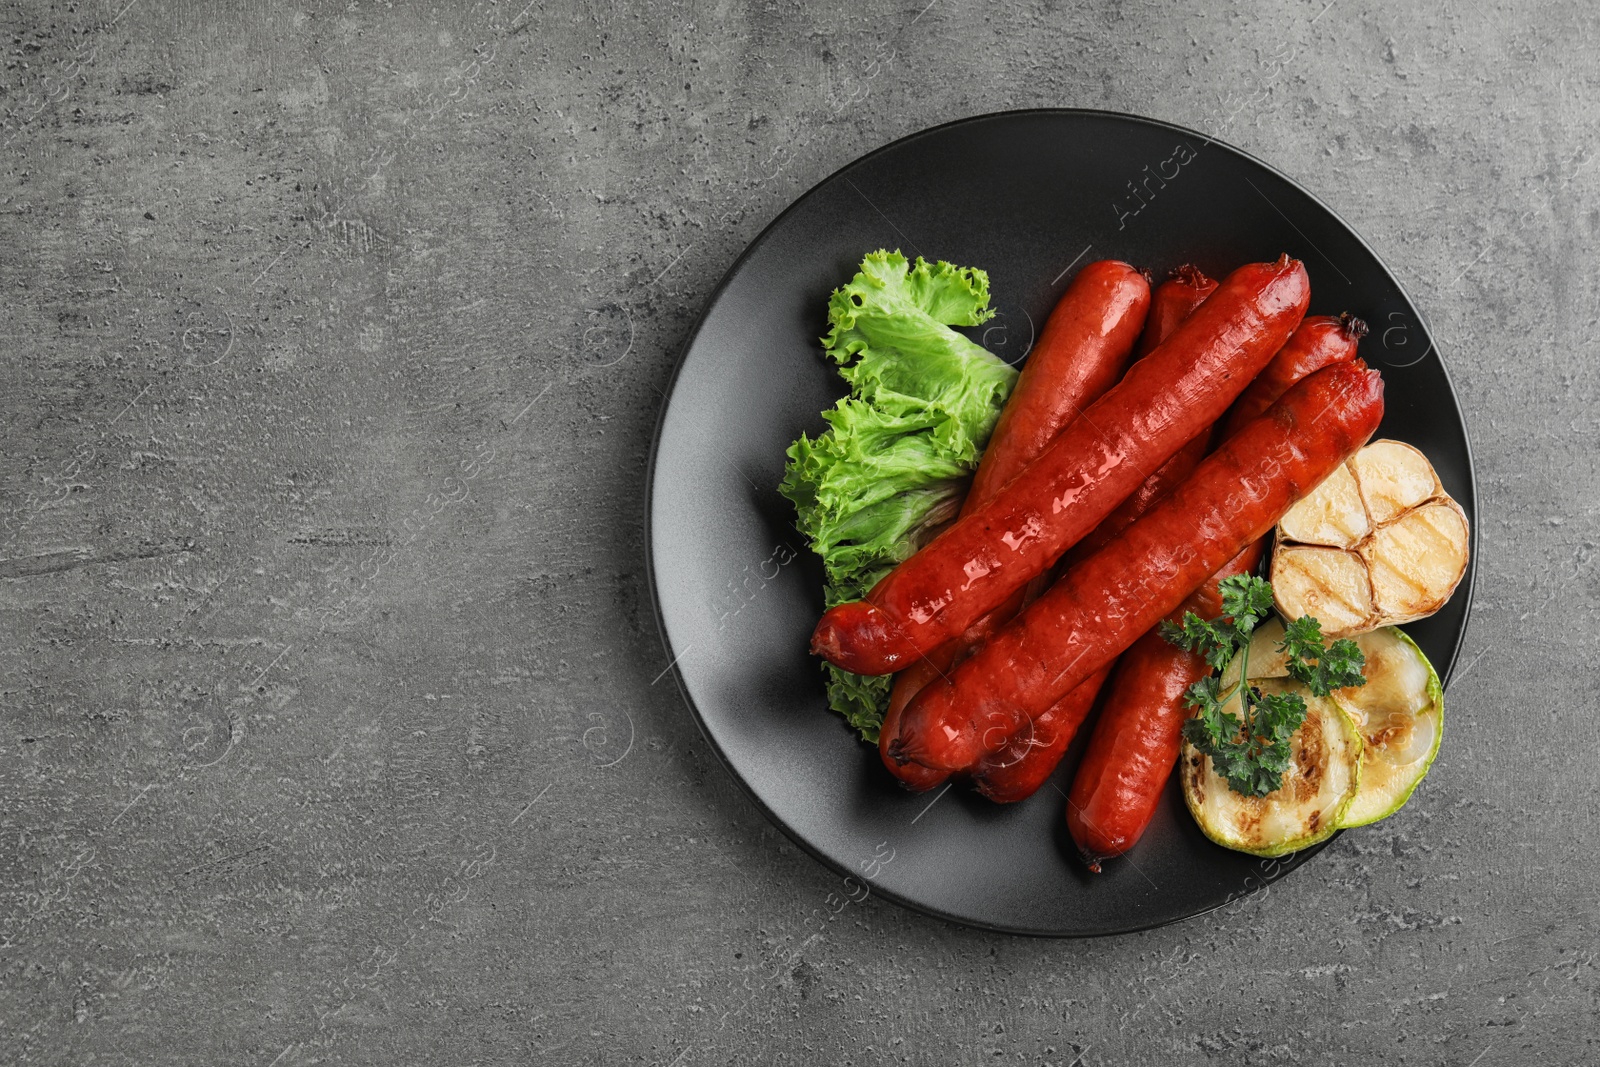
xmin=780 ymin=250 xmax=1018 ymax=741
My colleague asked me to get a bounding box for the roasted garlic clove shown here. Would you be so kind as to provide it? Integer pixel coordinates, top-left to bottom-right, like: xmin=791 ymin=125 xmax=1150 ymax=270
xmin=1360 ymin=499 xmax=1470 ymax=624
xmin=1350 ymin=440 xmax=1440 ymax=525
xmin=1278 ymin=462 xmax=1370 ymax=548
xmin=1271 ymin=544 xmax=1377 ymax=638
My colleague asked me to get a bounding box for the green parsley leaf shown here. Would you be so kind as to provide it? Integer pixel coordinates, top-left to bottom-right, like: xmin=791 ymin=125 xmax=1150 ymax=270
xmin=1159 ymin=613 xmax=1236 ymax=671
xmin=1277 ymin=614 xmax=1324 ymax=661
xmin=1218 ymin=574 xmax=1275 ymax=635
xmin=1163 ymin=576 xmax=1369 ymax=798
xmin=1280 ymin=620 xmax=1368 ymax=697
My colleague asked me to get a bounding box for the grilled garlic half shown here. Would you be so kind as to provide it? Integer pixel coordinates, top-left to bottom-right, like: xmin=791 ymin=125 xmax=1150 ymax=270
xmin=1271 ymin=440 xmax=1469 ymax=638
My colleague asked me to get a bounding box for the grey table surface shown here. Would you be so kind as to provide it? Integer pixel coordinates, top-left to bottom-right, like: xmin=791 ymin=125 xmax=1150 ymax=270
xmin=1 ymin=0 xmax=1593 ymax=1064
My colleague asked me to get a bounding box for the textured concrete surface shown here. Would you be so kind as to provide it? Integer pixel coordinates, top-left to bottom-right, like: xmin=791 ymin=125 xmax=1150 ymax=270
xmin=1 ymin=0 xmax=1594 ymax=1063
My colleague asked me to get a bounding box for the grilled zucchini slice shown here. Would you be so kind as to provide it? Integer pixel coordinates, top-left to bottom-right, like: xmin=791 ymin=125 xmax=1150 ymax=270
xmin=1181 ymin=678 xmax=1362 ymax=858
xmin=1331 ymin=627 xmax=1443 ymax=828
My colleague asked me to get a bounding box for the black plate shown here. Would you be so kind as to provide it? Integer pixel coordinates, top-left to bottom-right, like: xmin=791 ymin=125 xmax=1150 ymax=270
xmin=646 ymin=109 xmax=1476 ymax=936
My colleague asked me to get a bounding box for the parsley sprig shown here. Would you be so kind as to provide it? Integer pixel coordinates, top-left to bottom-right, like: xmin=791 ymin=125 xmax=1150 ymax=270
xmin=1159 ymin=576 xmax=1367 ymax=798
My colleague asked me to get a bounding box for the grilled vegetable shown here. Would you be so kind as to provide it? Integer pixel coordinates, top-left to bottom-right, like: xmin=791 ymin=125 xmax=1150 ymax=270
xmin=1272 ymin=440 xmax=1469 ymax=637
xmin=1181 ymin=678 xmax=1362 ymax=857
xmin=1208 ymin=619 xmax=1444 ymax=835
xmin=1331 ymin=627 xmax=1443 ymax=828
xmin=1165 ymin=579 xmax=1366 ymax=799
